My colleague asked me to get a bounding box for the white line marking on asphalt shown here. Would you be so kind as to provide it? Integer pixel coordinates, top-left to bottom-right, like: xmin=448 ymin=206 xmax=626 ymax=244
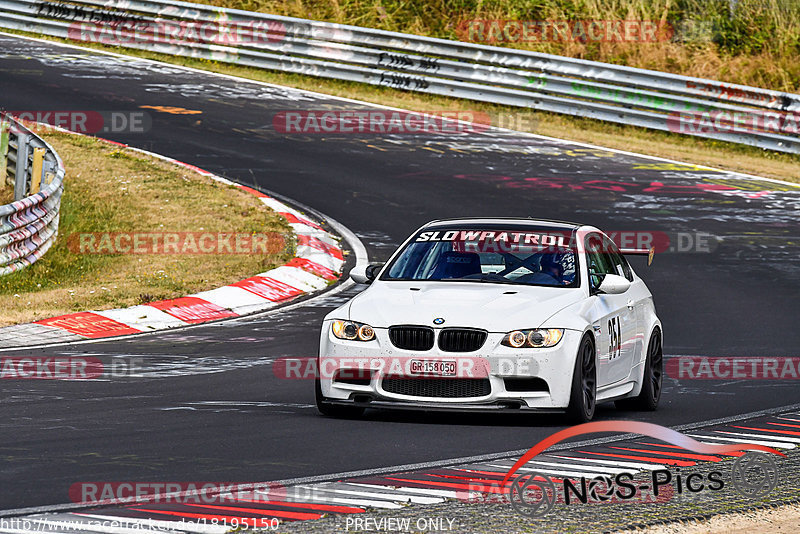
xmin=286 ymin=494 xmax=403 ymax=509
xmin=485 ymin=464 xmax=615 ymax=479
xmin=289 ymin=485 xmax=441 ymax=505
xmin=712 ymin=430 xmax=800 ymax=444
xmin=344 ymin=483 xmax=460 ymax=499
xmin=687 ymin=434 xmax=795 ymax=449
xmin=548 ymin=455 xmax=667 ymax=471
xmin=188 ymin=401 xmax=316 ymax=408
xmin=75 ymin=514 xmax=229 ymax=534
xmin=330 ymin=484 xmax=445 ymax=504
xmin=483 ymin=459 xmax=627 ymax=475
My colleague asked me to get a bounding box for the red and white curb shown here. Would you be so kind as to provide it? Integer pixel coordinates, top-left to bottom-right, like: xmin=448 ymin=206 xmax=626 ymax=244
xmin=0 ymin=138 xmax=345 ymax=348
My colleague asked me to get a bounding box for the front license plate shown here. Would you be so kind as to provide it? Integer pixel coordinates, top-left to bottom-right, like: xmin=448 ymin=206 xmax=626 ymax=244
xmin=410 ymin=359 xmax=456 ymax=376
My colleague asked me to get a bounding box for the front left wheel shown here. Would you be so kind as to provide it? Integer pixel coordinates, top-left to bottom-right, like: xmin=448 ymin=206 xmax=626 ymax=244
xmin=567 ymin=335 xmax=597 ymax=423
xmin=615 ymin=328 xmax=662 ymax=411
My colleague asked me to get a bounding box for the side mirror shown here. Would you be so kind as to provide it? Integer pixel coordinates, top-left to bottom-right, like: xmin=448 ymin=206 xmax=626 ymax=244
xmin=597 ymin=274 xmax=631 ymax=295
xmin=350 ymin=263 xmax=384 ymax=284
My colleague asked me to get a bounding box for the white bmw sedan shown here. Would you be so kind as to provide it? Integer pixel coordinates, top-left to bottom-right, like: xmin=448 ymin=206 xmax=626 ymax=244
xmin=316 ymin=218 xmax=662 ymax=422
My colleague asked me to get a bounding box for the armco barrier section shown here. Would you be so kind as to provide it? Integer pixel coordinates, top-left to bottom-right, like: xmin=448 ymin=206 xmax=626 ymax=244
xmin=0 ymin=112 xmax=64 ymax=276
xmin=0 ymin=0 xmax=799 ymax=152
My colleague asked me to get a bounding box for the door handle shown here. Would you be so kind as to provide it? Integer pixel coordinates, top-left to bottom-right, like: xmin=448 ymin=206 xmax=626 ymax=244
xmin=627 ymin=299 xmax=634 ymax=310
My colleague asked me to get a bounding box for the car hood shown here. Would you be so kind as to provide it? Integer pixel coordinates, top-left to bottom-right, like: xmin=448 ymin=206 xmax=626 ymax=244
xmin=342 ymin=281 xmax=585 ymax=331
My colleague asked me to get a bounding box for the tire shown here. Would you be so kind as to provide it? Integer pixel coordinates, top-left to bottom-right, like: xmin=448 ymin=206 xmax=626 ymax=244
xmin=615 ymin=328 xmax=662 ymax=411
xmin=567 ymin=335 xmax=597 ymax=423
xmin=315 ymin=377 xmax=365 ymax=418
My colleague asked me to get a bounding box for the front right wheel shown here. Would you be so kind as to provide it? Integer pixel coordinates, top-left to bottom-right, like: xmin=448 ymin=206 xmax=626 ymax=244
xmin=567 ymin=335 xmax=596 ymax=423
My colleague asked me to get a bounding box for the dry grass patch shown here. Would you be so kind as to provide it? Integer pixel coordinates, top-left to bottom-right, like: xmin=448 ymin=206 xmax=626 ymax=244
xmin=0 ymin=183 xmax=13 ymax=205
xmin=0 ymin=130 xmax=292 ymax=326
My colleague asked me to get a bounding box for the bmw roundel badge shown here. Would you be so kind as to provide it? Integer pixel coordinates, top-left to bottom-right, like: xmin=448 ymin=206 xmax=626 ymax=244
xmin=433 ymin=318 xmax=445 ymax=325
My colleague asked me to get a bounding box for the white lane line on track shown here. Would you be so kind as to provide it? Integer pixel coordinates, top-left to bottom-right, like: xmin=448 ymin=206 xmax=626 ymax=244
xmin=285 ymin=494 xmax=403 ymax=510
xmin=0 ymin=515 xmax=193 ymax=534
xmin=483 ymin=459 xmax=628 ymax=475
xmin=288 ymin=485 xmax=442 ymax=505
xmin=74 ymin=514 xmax=228 ymax=534
xmin=485 ymin=464 xmax=616 ymax=479
xmin=711 ymin=430 xmax=800 ymax=444
xmin=686 ymin=434 xmax=796 ymax=449
xmin=186 ymin=401 xmax=316 ymax=408
xmin=547 ymin=455 xmax=667 ymax=471
xmin=344 ymin=483 xmax=460 ymax=499
xmin=325 ymin=483 xmax=447 ymax=503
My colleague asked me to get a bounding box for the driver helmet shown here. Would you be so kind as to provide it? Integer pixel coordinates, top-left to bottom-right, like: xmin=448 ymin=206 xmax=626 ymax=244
xmin=540 ymin=253 xmax=565 ymax=278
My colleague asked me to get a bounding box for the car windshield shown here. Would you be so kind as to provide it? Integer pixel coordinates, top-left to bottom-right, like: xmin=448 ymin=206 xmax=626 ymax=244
xmin=382 ymin=227 xmax=580 ymax=287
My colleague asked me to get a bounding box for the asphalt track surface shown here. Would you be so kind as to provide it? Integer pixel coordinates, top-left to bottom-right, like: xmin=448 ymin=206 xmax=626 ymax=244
xmin=1 ymin=33 xmax=799 ymax=512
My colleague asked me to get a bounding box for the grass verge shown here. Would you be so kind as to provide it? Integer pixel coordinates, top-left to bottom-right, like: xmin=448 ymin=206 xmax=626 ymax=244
xmin=0 ymin=129 xmax=292 ymax=326
xmin=3 ymin=29 xmax=798 ymax=185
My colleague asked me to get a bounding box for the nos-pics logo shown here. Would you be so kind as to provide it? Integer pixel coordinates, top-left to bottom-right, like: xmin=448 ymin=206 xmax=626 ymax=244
xmin=503 ymin=421 xmax=782 ymax=518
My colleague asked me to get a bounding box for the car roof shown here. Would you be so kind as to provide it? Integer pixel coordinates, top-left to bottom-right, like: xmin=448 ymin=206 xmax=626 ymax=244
xmin=424 ymin=217 xmax=582 ymax=231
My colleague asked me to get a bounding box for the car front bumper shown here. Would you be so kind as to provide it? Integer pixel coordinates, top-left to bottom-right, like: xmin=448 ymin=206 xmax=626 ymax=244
xmin=318 ymin=322 xmax=583 ymax=410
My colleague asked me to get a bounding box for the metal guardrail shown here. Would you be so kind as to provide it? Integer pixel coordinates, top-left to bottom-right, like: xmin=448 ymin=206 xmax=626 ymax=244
xmin=0 ymin=112 xmax=65 ymax=276
xmin=0 ymin=0 xmax=798 ymax=153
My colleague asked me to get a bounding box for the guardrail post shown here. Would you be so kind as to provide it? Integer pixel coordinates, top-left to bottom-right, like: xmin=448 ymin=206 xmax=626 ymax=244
xmin=31 ymin=146 xmax=45 ymax=194
xmin=0 ymin=119 xmax=8 ymax=191
xmin=14 ymin=131 xmax=28 ymax=201
xmin=43 ymin=155 xmax=56 ymax=186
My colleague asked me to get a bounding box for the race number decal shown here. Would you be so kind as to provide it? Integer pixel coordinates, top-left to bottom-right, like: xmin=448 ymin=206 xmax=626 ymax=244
xmin=608 ymin=316 xmax=621 ymax=360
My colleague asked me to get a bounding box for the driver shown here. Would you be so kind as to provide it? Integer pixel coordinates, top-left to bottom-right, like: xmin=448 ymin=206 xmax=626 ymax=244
xmin=539 ymin=254 xmax=566 ymax=284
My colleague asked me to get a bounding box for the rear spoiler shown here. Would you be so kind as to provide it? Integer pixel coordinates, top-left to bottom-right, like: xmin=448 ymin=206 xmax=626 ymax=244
xmin=620 ymin=247 xmax=655 ymax=266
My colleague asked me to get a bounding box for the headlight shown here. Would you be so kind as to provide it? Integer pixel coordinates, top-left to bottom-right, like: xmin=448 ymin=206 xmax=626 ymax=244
xmin=332 ymin=320 xmax=376 ymax=342
xmin=502 ymin=328 xmax=564 ymax=348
